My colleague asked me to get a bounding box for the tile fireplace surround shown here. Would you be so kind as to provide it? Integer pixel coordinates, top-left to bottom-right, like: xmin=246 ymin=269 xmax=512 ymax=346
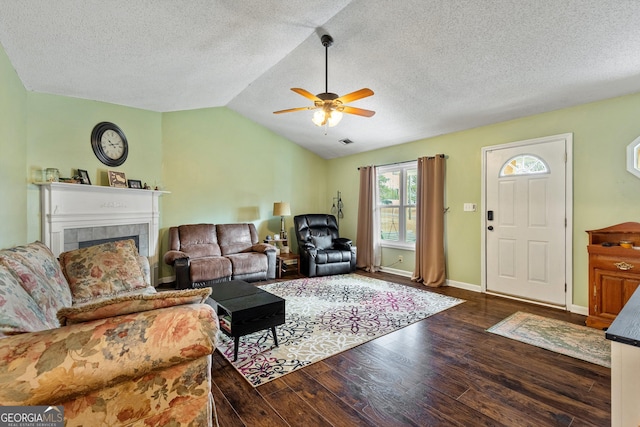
xmin=39 ymin=182 xmax=167 ymax=285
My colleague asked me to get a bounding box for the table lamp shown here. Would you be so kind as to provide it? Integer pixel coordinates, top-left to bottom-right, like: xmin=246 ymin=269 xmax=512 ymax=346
xmin=273 ymin=202 xmax=291 ymax=239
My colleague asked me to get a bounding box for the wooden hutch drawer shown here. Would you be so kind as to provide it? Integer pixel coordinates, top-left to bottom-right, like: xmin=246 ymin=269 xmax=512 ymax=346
xmin=589 ymin=252 xmax=640 ymax=272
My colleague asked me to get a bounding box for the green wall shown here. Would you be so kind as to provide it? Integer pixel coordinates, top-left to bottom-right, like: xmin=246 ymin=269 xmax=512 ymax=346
xmin=328 ymin=93 xmax=640 ymax=308
xmin=24 ymin=93 xmax=163 ymax=242
xmin=3 ymin=39 xmax=640 ymax=309
xmin=159 ymin=107 xmax=327 ymax=278
xmin=0 ymin=43 xmax=27 ymax=247
xmin=0 ymin=45 xmax=328 ymax=283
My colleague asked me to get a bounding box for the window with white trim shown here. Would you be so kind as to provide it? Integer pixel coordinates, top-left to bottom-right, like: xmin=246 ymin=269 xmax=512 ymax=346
xmin=499 ymin=154 xmax=549 ymax=176
xmin=377 ymin=161 xmax=417 ymax=247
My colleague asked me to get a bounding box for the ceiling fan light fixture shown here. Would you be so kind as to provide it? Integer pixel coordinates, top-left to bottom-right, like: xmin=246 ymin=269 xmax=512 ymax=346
xmin=312 ymin=109 xmax=343 ymax=127
xmin=273 ymin=34 xmax=374 ymax=127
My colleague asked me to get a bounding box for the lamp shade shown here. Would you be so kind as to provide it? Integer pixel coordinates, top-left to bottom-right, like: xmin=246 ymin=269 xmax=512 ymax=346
xmin=273 ymin=202 xmax=291 ymax=217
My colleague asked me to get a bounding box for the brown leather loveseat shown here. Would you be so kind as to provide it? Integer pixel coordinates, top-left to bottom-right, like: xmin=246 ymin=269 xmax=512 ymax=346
xmin=164 ymin=223 xmax=277 ymax=289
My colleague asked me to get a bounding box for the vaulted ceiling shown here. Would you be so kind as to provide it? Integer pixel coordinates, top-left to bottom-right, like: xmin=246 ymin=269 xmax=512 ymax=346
xmin=2 ymin=1 xmax=640 ymax=159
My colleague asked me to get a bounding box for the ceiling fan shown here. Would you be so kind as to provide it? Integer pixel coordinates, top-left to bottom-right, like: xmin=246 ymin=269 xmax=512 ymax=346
xmin=273 ymin=34 xmax=375 ymax=127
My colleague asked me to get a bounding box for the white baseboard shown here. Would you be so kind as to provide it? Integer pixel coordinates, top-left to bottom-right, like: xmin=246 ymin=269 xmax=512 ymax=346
xmin=157 ymin=275 xmax=176 ymax=286
xmin=378 ymin=268 xmax=482 ymax=292
xmin=379 ymin=266 xmax=412 ymax=277
xmin=377 ymin=269 xmax=589 ymax=315
xmin=445 ymin=279 xmax=481 ymax=292
xmin=570 ymin=305 xmax=588 ymax=316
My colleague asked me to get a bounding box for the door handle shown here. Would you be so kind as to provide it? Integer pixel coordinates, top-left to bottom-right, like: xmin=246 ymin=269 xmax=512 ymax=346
xmin=488 ymin=226 xmax=494 ymax=231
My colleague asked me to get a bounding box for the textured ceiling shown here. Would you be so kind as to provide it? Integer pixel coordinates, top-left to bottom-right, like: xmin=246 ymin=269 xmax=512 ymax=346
xmin=2 ymin=1 xmax=640 ymax=159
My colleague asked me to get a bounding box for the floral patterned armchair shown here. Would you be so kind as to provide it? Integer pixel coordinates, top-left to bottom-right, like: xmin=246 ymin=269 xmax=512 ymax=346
xmin=0 ymin=240 xmax=218 ymax=426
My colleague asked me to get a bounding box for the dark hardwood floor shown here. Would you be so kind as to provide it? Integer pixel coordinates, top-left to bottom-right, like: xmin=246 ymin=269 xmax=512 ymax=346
xmin=210 ymin=271 xmax=610 ymax=426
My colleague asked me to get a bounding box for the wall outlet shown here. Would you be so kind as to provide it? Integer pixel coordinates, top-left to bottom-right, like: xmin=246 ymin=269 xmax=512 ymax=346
xmin=398 ymin=255 xmax=403 ymax=263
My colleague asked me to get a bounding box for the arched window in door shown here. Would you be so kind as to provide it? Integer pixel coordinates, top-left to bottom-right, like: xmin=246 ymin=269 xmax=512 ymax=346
xmin=499 ymin=154 xmax=549 ymax=177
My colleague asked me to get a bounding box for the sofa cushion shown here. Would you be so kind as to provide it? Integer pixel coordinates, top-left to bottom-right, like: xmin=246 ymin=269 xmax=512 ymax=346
xmin=225 ymin=253 xmax=268 ymax=276
xmin=217 ymin=223 xmax=259 ymax=255
xmin=177 ymin=224 xmax=221 ymax=257
xmin=57 ymin=287 xmax=212 ymax=325
xmin=0 ymin=241 xmax=72 ymax=326
xmin=59 ymin=239 xmax=148 ymax=303
xmin=189 ymin=256 xmax=232 ymax=283
xmin=0 ymin=263 xmax=55 ymax=337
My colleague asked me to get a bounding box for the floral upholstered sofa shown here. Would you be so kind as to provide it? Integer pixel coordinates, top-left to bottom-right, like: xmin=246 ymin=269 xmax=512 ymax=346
xmin=0 ymin=240 xmax=218 ymax=426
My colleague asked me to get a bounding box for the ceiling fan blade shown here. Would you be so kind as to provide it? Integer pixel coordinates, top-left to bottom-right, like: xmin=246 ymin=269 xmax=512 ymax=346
xmin=336 ymin=88 xmax=374 ymax=104
xmin=342 ymin=106 xmax=376 ymax=117
xmin=273 ymin=106 xmax=318 ymax=114
xmin=291 ymin=88 xmax=322 ymax=102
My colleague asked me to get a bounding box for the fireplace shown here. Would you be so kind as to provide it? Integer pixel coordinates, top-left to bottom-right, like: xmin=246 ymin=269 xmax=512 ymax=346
xmin=39 ymin=183 xmax=167 ymax=284
xmin=65 ymin=225 xmax=145 ymax=254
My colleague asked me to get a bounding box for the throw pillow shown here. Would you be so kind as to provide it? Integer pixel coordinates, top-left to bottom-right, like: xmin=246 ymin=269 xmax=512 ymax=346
xmin=311 ymin=235 xmax=333 ymax=250
xmin=59 ymin=239 xmax=148 ymax=303
xmin=57 ymin=287 xmax=212 ymax=326
xmin=0 ymin=241 xmax=73 ymax=323
xmin=0 ymin=263 xmax=56 ymax=336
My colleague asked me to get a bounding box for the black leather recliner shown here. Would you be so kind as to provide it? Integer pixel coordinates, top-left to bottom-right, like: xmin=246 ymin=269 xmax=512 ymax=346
xmin=293 ymin=214 xmax=356 ymax=277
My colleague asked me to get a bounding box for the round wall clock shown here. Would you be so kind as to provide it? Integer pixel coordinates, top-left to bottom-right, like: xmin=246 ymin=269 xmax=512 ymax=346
xmin=91 ymin=122 xmax=128 ymax=167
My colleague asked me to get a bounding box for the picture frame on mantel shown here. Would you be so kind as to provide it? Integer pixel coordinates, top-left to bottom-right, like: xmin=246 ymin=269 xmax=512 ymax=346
xmin=77 ymin=169 xmax=91 ymax=185
xmin=108 ymin=170 xmax=127 ymax=188
xmin=128 ymin=179 xmax=142 ymax=189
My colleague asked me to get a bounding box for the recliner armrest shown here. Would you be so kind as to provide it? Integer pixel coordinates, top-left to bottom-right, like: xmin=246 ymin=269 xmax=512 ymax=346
xmin=173 ymin=257 xmax=192 ymax=290
xmin=163 ymin=250 xmax=189 ymax=265
xmin=333 ymin=237 xmax=352 ymax=250
xmin=302 ymin=242 xmax=316 ymax=250
xmin=251 ymin=243 xmax=276 ymax=254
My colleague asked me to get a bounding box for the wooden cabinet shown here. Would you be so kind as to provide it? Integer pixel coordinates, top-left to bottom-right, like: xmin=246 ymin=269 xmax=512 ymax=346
xmin=586 ymin=222 xmax=640 ymax=329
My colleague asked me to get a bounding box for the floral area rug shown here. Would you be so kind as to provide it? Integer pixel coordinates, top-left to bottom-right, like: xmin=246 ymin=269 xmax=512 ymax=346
xmin=487 ymin=311 xmax=610 ymax=368
xmin=216 ymin=274 xmax=464 ymax=386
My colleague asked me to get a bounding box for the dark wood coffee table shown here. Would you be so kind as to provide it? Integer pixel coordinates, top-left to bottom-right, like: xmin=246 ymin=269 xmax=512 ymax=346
xmin=207 ymin=280 xmax=285 ymax=361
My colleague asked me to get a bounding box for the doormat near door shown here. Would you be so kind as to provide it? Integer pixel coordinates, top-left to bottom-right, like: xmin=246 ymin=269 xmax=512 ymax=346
xmin=216 ymin=274 xmax=464 ymax=387
xmin=487 ymin=311 xmax=610 ymax=368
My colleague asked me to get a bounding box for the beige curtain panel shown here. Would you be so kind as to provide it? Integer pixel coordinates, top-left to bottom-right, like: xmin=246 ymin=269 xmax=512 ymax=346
xmin=412 ymin=155 xmax=446 ymax=286
xmin=356 ymin=165 xmax=381 ymax=272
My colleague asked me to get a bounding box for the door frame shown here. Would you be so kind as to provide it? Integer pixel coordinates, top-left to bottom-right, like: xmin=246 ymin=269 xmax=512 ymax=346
xmin=481 ymin=133 xmax=574 ymax=310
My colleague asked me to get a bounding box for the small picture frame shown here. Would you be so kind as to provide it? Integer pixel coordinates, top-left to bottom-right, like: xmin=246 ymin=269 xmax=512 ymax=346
xmin=108 ymin=170 xmax=127 ymax=188
xmin=77 ymin=169 xmax=91 ymax=185
xmin=128 ymin=179 xmax=142 ymax=189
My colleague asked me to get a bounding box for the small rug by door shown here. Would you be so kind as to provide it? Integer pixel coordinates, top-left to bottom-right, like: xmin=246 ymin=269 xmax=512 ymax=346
xmin=216 ymin=274 xmax=464 ymax=386
xmin=487 ymin=311 xmax=610 ymax=368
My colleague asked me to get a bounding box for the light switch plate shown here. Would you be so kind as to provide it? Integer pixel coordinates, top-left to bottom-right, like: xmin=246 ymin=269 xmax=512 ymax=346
xmin=463 ymin=203 xmax=477 ymax=212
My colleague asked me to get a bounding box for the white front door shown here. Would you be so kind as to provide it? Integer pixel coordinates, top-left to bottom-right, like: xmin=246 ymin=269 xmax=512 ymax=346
xmin=484 ymin=134 xmax=570 ymax=307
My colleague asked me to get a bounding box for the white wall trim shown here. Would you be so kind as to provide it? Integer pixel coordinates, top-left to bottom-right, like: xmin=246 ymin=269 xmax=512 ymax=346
xmin=378 ymin=268 xmax=482 ymax=292
xmin=158 ymin=275 xmax=176 ymax=285
xmin=379 ymin=266 xmax=412 ymax=277
xmin=446 ymin=279 xmax=481 ymax=292
xmin=570 ymin=305 xmax=588 ymax=316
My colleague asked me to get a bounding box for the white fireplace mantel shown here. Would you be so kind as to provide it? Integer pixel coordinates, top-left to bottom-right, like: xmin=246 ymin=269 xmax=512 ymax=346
xmin=39 ymin=182 xmax=168 ymax=283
